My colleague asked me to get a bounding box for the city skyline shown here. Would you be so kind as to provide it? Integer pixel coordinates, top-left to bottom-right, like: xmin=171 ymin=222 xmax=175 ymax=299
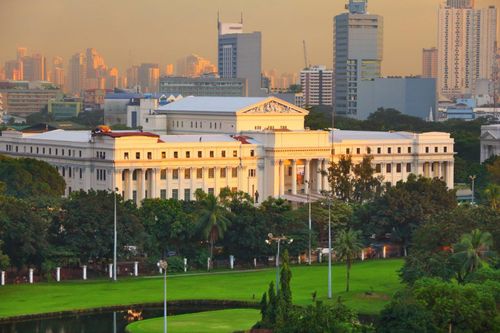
xmin=1 ymin=0 xmax=498 ymax=77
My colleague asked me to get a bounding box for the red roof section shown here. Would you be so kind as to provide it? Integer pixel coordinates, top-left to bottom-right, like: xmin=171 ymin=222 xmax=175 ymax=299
xmin=232 ymin=135 xmax=253 ymax=144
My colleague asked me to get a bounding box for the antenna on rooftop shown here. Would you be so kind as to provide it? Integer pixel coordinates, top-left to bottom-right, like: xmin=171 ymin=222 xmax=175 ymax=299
xmin=303 ymin=40 xmax=309 ymax=69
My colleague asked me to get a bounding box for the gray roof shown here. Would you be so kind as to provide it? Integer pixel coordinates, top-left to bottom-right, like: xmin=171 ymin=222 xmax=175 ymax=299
xmin=157 ymin=96 xmax=268 ymax=113
xmin=26 ymin=130 xmax=92 ymax=142
xmin=330 ymin=129 xmax=415 ymax=142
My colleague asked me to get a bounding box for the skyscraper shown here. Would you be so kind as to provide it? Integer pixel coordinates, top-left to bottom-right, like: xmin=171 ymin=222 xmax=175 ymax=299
xmin=51 ymin=56 xmax=65 ymax=89
xmin=333 ymin=0 xmax=383 ymax=117
xmin=437 ymin=1 xmax=497 ymax=99
xmin=138 ymin=63 xmax=160 ymax=93
xmin=422 ymin=47 xmax=438 ymax=78
xmin=218 ymin=15 xmax=262 ymax=96
xmin=300 ymin=65 xmax=334 ymax=107
xmin=68 ymin=52 xmax=87 ymax=96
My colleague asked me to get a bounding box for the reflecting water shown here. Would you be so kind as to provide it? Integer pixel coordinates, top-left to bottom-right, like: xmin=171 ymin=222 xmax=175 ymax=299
xmin=0 ymin=304 xmax=238 ymax=333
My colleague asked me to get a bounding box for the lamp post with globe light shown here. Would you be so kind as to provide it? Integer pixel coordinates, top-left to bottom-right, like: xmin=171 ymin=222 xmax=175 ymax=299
xmin=157 ymin=259 xmax=168 ymax=333
xmin=265 ymin=233 xmax=293 ymax=291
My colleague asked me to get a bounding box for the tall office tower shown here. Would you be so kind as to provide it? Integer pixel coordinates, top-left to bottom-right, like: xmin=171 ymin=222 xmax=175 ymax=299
xmin=138 ymin=63 xmax=160 ymax=93
xmin=333 ymin=0 xmax=383 ymax=117
xmin=422 ymin=47 xmax=438 ymax=78
xmin=31 ymin=53 xmax=46 ymax=81
xmin=4 ymin=60 xmax=23 ymax=80
xmin=165 ymin=64 xmax=174 ymax=76
xmin=446 ymin=0 xmax=474 ymax=8
xmin=176 ymin=54 xmax=217 ymax=77
xmin=438 ymin=2 xmax=497 ymax=99
xmin=105 ymin=67 xmax=119 ymax=90
xmin=300 ymin=65 xmax=334 ymax=106
xmin=51 ymin=56 xmax=65 ymax=89
xmin=16 ymin=47 xmax=27 ymax=61
xmin=68 ymin=52 xmax=87 ymax=96
xmin=218 ymin=15 xmax=262 ymax=96
xmin=126 ymin=66 xmax=139 ymax=88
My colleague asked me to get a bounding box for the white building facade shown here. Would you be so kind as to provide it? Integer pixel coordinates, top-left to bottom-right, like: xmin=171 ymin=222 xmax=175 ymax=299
xmin=0 ymin=96 xmax=455 ymax=204
xmin=480 ymin=124 xmax=500 ymax=162
xmin=300 ymin=66 xmax=333 ymax=107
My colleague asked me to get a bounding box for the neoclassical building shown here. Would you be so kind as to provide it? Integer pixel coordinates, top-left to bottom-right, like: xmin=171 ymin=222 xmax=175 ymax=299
xmin=0 ymin=96 xmax=455 ymax=204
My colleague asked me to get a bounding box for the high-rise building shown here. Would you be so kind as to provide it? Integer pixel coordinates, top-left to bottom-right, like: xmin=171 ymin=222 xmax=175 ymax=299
xmin=31 ymin=53 xmax=46 ymax=81
xmin=300 ymin=65 xmax=334 ymax=106
xmin=126 ymin=66 xmax=139 ymax=89
xmin=437 ymin=2 xmax=497 ymax=99
xmin=4 ymin=60 xmax=23 ymax=80
xmin=333 ymin=0 xmax=383 ymax=117
xmin=165 ymin=64 xmax=174 ymax=76
xmin=176 ymin=54 xmax=217 ymax=77
xmin=16 ymin=47 xmax=27 ymax=61
xmin=68 ymin=52 xmax=87 ymax=96
xmin=51 ymin=56 xmax=65 ymax=89
xmin=159 ymin=75 xmax=247 ymax=97
xmin=422 ymin=47 xmax=438 ymax=78
xmin=218 ymin=16 xmax=262 ymax=97
xmin=138 ymin=63 xmax=160 ymax=93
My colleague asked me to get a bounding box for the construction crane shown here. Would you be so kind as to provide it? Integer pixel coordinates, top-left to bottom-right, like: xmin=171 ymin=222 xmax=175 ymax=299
xmin=303 ymin=40 xmax=309 ymax=69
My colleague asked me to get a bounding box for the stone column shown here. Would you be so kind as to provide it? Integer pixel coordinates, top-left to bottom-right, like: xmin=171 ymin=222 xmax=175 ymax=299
xmin=437 ymin=162 xmax=442 ymax=179
xmin=178 ymin=167 xmax=184 ymax=200
xmin=165 ymin=168 xmax=171 ymax=199
xmin=304 ymin=159 xmax=310 ymax=194
xmin=213 ymin=167 xmax=218 ymax=196
xmin=202 ymin=167 xmax=208 ymax=193
xmin=140 ymin=169 xmax=147 ymax=201
xmin=56 ymin=267 xmax=61 ymax=282
xmin=83 ymin=265 xmax=87 ymax=280
xmin=321 ymin=159 xmax=327 ymax=191
xmin=127 ymin=169 xmax=133 ymax=201
xmin=291 ymin=160 xmax=297 ymax=195
xmin=279 ymin=160 xmax=285 ymax=196
xmin=151 ymin=168 xmax=157 ymax=199
xmin=316 ymin=159 xmax=323 ymax=194
xmin=134 ymin=262 xmax=139 ymax=277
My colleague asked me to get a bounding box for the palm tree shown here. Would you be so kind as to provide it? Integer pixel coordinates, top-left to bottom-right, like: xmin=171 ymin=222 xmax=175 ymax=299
xmin=453 ymin=229 xmax=494 ymax=282
xmin=483 ymin=184 xmax=500 ymax=210
xmin=198 ymin=194 xmax=231 ymax=270
xmin=333 ymin=228 xmax=363 ymax=292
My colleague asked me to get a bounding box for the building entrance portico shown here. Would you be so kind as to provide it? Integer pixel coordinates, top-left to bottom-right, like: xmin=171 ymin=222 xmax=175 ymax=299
xmin=278 ymin=157 xmax=330 ymax=198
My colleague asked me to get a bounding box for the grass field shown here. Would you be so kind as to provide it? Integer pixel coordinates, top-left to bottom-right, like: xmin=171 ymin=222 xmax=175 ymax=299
xmin=0 ymin=259 xmax=402 ymax=319
xmin=126 ymin=309 xmax=260 ymax=333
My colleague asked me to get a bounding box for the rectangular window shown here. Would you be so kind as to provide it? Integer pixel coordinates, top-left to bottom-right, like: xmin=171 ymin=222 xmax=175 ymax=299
xmin=184 ymin=168 xmax=191 ymax=179
xmin=346 ymin=148 xmax=350 ymax=154
xmin=161 ymin=151 xmax=166 ymax=159
xmin=377 ymin=147 xmax=381 ymax=154
xmin=132 ymin=170 xmax=137 ymax=181
xmin=434 ymin=147 xmax=438 ymax=153
xmin=184 ymin=189 xmax=191 ymax=201
xmin=387 ymin=147 xmax=392 ymax=154
xmin=209 ymin=151 xmax=214 ymax=158
xmin=124 ymin=152 xmax=129 ymax=159
xmin=133 ymin=191 xmax=137 ymax=204
xmin=248 ymin=169 xmax=256 ymax=177
xmin=356 ymin=148 xmax=360 ymax=154
xmin=197 ymin=168 xmax=203 ymax=179
xmin=232 ymin=167 xmax=238 ymax=178
xmin=208 ymin=188 xmax=215 ymax=196
xmin=375 ymin=164 xmax=382 ymax=173
xmin=172 ymin=169 xmax=179 ymax=180
xmin=174 ymin=151 xmax=178 ymax=158
xmin=221 ymin=150 xmax=226 ymax=157
xmin=79 ymin=150 xmax=82 ymax=157
xmin=198 ymin=151 xmax=202 ymax=158
xmin=406 ymin=163 xmax=412 ymax=172
xmin=425 ymin=147 xmax=429 ymax=153
xmin=396 ymin=163 xmax=402 ymax=173
xmin=172 ymin=189 xmax=179 ymax=200
xmin=160 ymin=189 xmax=166 ymax=199
xmin=208 ymin=168 xmax=215 ymax=178
xmin=161 ymin=169 xmax=167 ymax=179
xmin=136 ymin=152 xmax=140 ymax=159
xmin=80 ymin=168 xmax=83 ymax=179
xmin=186 ymin=151 xmax=190 ymax=158
xmin=250 ymin=150 xmax=255 ymax=157
xmin=233 ymin=150 xmax=237 ymax=157
xmin=386 ymin=164 xmax=392 ymax=173
xmin=147 ymin=152 xmax=152 ymax=160
xmin=397 ymin=147 xmax=401 ymax=154
xmin=220 ymin=168 xmax=226 ymax=178
xmin=367 ymin=147 xmax=371 ymax=154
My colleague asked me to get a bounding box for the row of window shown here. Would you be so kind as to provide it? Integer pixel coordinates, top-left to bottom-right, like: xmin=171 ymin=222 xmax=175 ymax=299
xmin=56 ymin=166 xmax=83 ymax=179
xmin=130 ymin=187 xmax=238 ymax=202
xmin=5 ymin=144 xmax=82 ymax=157
xmin=342 ymin=145 xmax=449 ymax=155
xmin=123 ymin=167 xmax=257 ymax=181
xmin=123 ymin=149 xmax=255 ymax=160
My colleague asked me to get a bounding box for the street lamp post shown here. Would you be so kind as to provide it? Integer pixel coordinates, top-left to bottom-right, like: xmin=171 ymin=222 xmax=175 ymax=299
xmin=157 ymin=259 xmax=168 ymax=333
xmin=113 ymin=187 xmax=118 ymax=282
xmin=305 ymin=180 xmax=313 ymax=265
xmin=265 ymin=233 xmax=293 ymax=291
xmin=469 ymin=175 xmax=476 ymax=204
xmin=327 ymin=197 xmax=332 ymax=299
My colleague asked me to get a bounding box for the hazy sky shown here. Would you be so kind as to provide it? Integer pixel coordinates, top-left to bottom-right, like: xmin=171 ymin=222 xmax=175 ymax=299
xmin=0 ymin=0 xmax=498 ymax=76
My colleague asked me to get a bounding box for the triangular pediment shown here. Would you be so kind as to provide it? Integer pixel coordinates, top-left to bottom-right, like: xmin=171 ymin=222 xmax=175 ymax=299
xmin=480 ymin=131 xmax=498 ymax=140
xmin=238 ymin=97 xmax=309 ymax=115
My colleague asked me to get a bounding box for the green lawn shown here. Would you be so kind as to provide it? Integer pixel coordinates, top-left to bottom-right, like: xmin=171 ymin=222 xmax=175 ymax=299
xmin=0 ymin=259 xmax=402 ymax=319
xmin=126 ymin=309 xmax=260 ymax=333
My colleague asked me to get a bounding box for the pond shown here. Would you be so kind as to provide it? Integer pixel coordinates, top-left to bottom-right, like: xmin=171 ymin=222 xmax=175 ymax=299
xmin=0 ymin=302 xmax=252 ymax=333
